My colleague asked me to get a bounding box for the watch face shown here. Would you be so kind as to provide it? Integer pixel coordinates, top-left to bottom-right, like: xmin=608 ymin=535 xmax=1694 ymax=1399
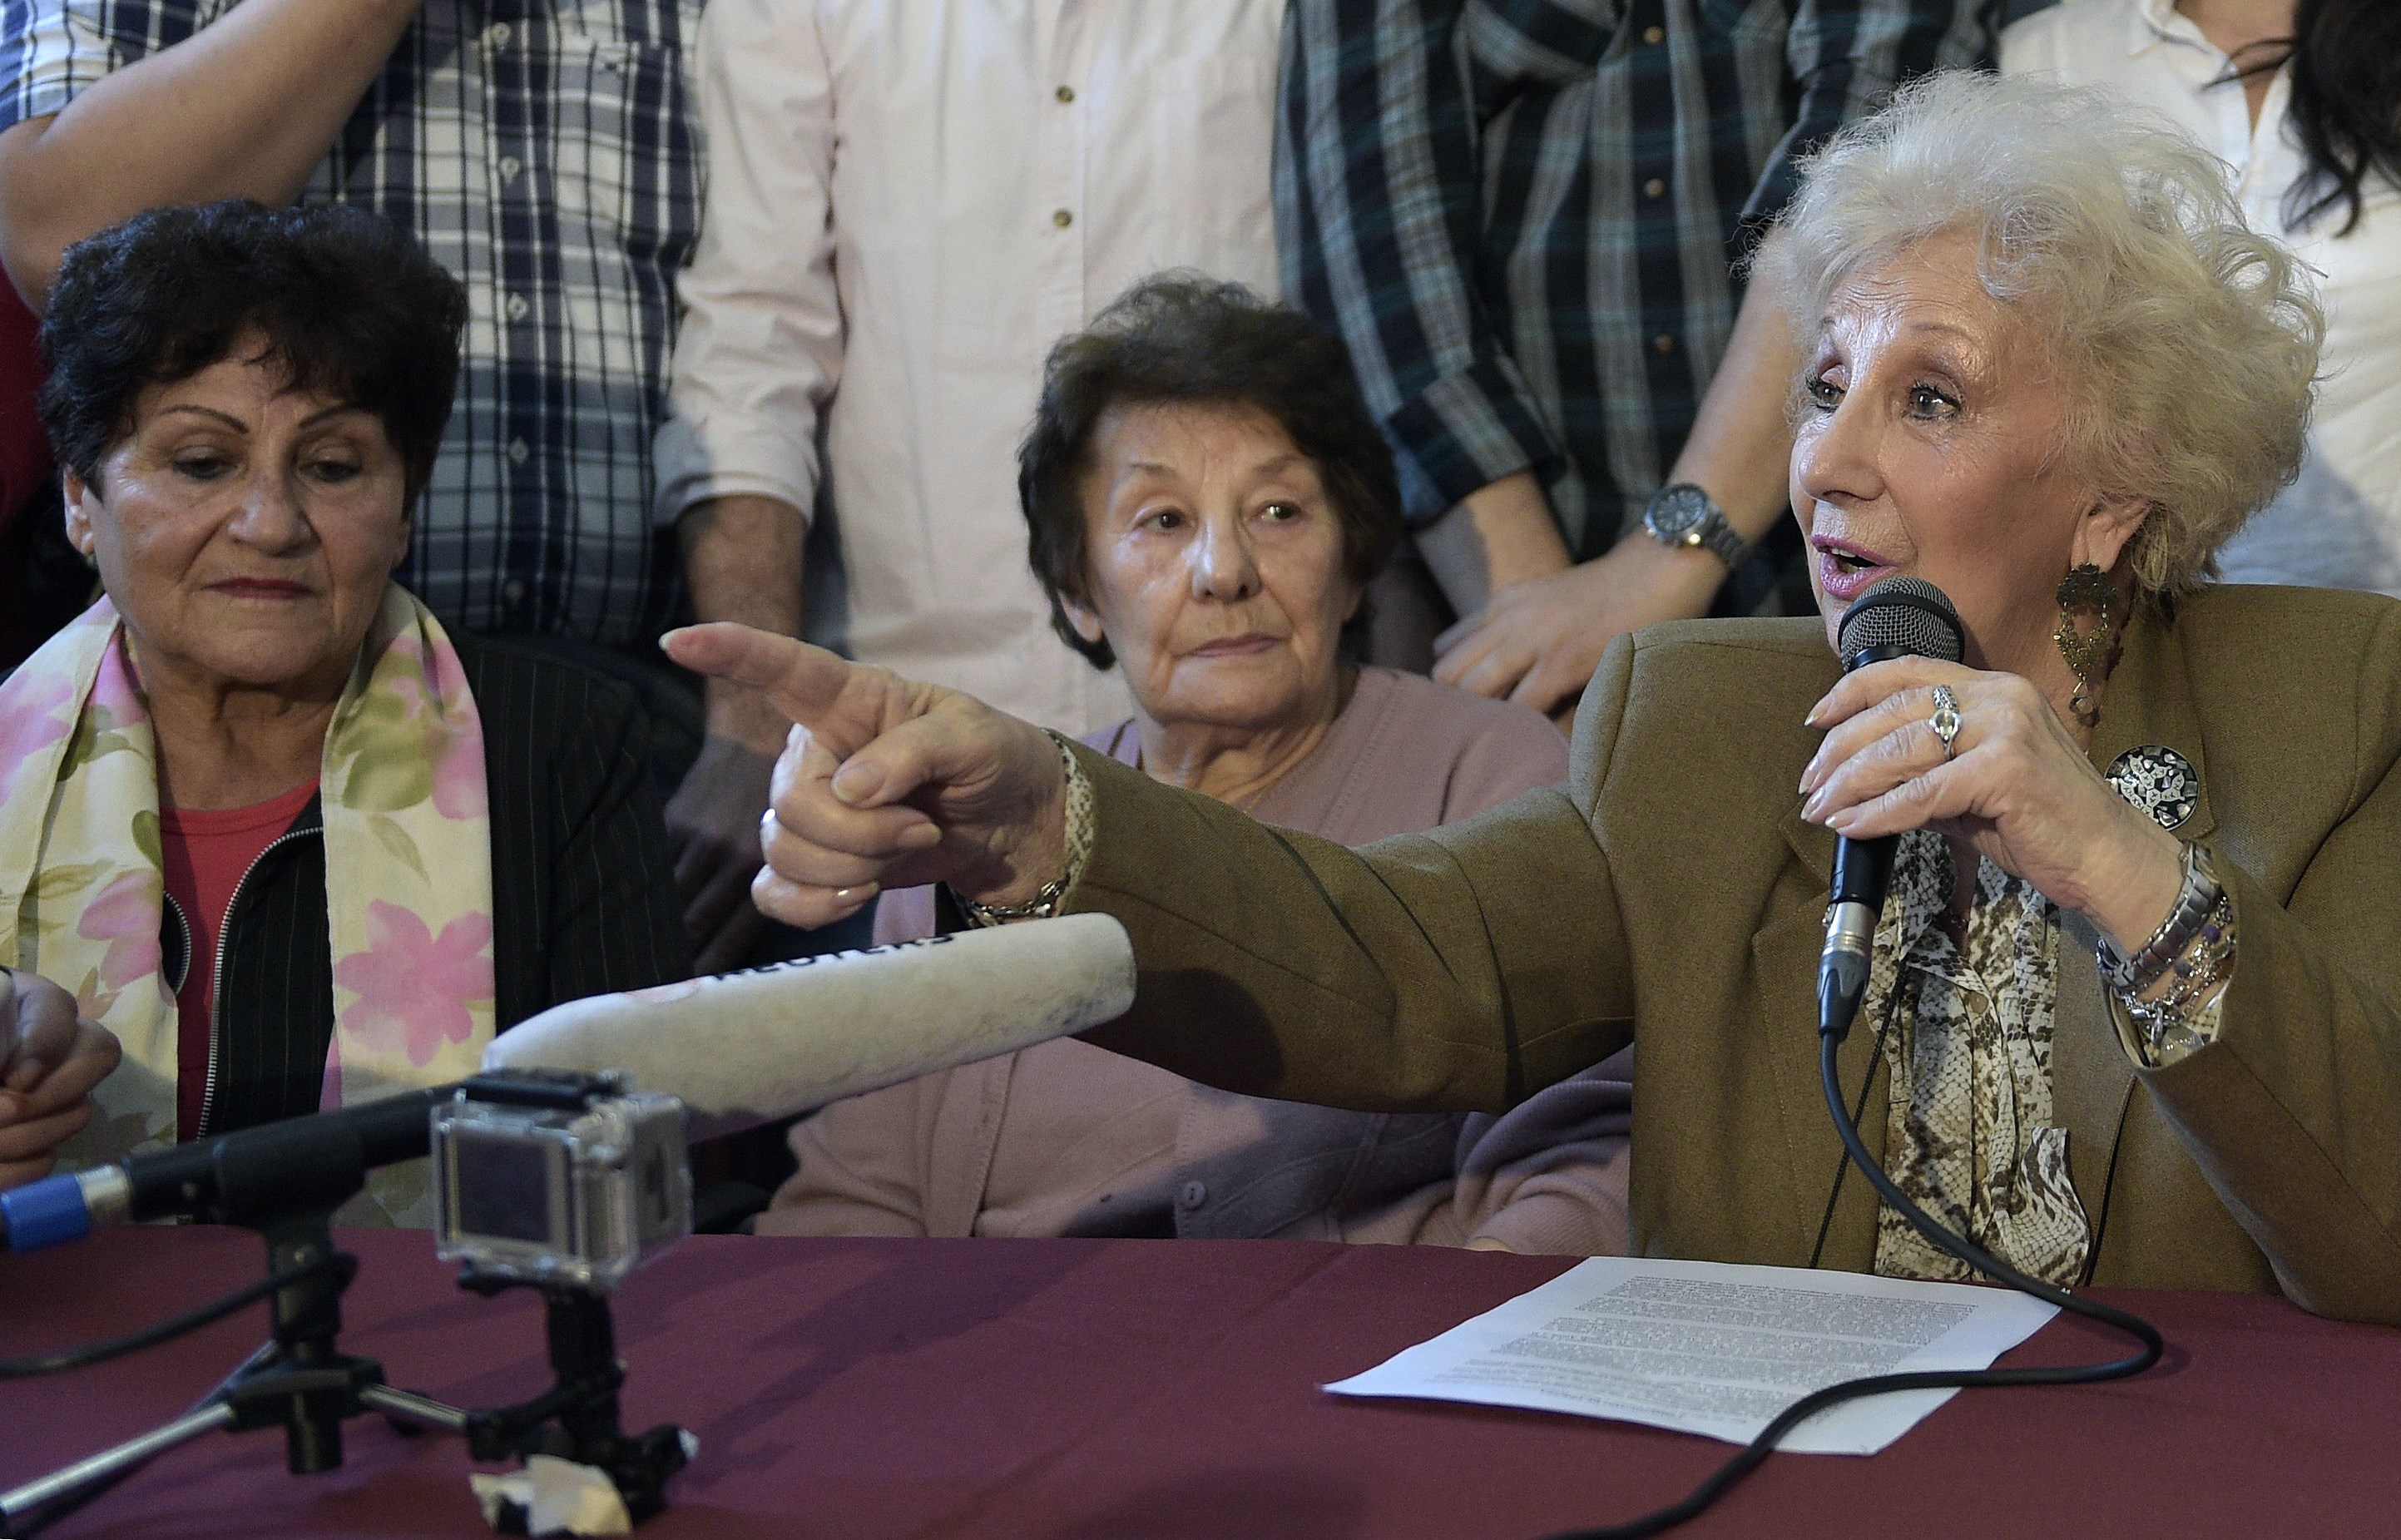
xmin=1647 ymin=485 xmax=1709 ymax=539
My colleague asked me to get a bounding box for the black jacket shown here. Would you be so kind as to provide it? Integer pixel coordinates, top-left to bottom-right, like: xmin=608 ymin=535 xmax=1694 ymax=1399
xmin=160 ymin=634 xmax=691 ymax=1136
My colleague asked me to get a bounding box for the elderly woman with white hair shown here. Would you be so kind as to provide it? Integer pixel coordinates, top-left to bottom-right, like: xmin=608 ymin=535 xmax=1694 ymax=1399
xmin=669 ymin=72 xmax=2401 ymax=1324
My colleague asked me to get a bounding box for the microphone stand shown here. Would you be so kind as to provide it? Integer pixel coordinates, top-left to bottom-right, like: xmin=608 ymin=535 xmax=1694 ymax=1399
xmin=0 ymin=1200 xmax=464 ymax=1537
xmin=0 ymin=1188 xmax=686 ymax=1538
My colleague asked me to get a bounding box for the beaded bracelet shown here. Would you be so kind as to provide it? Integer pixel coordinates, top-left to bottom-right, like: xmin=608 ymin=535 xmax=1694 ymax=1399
xmin=952 ymin=730 xmax=1092 ymax=927
xmin=2097 ymin=842 xmax=2224 ymax=997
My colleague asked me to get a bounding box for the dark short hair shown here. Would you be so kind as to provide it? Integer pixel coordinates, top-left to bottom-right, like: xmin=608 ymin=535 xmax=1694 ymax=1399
xmin=38 ymin=200 xmax=468 ymax=504
xmin=1018 ymin=275 xmax=1403 ymax=670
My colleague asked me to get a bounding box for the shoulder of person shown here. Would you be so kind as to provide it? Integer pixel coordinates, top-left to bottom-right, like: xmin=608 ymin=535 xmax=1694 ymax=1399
xmin=2173 ymin=581 xmax=2401 ymax=651
xmin=1620 ymin=616 xmax=1835 ymax=695
xmin=1565 ymin=617 xmax=1835 ymax=795
xmin=448 ymin=631 xmax=651 ymax=730
xmin=445 ymin=631 xmax=662 ymax=795
xmin=1350 ymin=667 xmax=1568 ymax=812
xmin=2172 ymin=584 xmax=2401 ymax=698
xmin=1998 ymin=0 xmax=2117 ymax=76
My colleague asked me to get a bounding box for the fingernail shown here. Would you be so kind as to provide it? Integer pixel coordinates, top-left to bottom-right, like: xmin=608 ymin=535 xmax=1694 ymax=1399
xmin=901 ymin=821 xmax=943 ymax=850
xmin=1801 ymin=790 xmax=1824 ymax=821
xmin=830 ymin=761 xmax=884 ymax=805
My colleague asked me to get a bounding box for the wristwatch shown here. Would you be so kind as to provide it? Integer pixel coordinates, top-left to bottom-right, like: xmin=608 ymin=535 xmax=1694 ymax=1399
xmin=1641 ymin=483 xmax=1746 ymax=570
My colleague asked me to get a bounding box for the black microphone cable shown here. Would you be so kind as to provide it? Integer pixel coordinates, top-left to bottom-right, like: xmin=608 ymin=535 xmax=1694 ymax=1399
xmin=1535 ymin=1027 xmax=2163 ymax=1540
xmin=0 ymin=1249 xmax=353 ymax=1380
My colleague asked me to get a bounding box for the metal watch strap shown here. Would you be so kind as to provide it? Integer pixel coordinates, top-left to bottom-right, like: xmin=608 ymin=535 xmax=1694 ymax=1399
xmin=1647 ymin=483 xmax=1745 ymax=570
xmin=1693 ymin=512 xmax=1745 ymax=570
xmin=1690 ymin=509 xmax=1748 ymax=572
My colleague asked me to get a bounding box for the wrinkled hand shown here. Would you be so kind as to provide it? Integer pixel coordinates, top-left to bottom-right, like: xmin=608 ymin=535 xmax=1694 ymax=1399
xmin=0 ymin=968 xmax=122 ymax=1190
xmin=661 ymin=624 xmax=1070 ymax=931
xmin=1435 ymin=537 xmax=1723 ymax=720
xmin=1799 ymin=657 xmax=2185 ymax=953
xmin=666 ymin=735 xmax=779 ymax=972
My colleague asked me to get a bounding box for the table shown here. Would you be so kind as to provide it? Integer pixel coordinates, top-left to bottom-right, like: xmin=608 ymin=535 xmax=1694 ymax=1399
xmin=2 ymin=1228 xmax=2394 ymax=1538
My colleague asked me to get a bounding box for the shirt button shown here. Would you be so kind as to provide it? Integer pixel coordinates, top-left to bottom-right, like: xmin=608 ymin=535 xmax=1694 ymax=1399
xmin=505 ymin=293 xmax=530 ymax=321
xmin=498 ymin=156 xmax=522 ymax=182
xmin=1176 ymin=1181 xmax=1208 ymax=1210
xmin=1055 ymin=85 xmax=1076 ymax=104
xmin=1642 ymin=24 xmax=1665 ymax=44
xmin=1653 ymin=334 xmax=1677 ymax=355
xmin=485 ymin=22 xmax=512 ymax=47
xmin=1643 ymin=177 xmax=1667 ymax=200
xmin=502 ymin=577 xmax=528 ymax=606
xmin=1052 ymin=208 xmax=1074 ymax=229
xmin=507 ymin=438 xmax=531 ymax=464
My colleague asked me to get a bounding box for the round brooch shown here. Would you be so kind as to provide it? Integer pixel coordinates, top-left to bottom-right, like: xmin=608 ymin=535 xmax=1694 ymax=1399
xmin=2106 ymin=745 xmax=2201 ymax=831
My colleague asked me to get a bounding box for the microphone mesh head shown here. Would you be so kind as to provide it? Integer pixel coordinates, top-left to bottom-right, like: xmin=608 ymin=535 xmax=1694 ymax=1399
xmin=1836 ymin=575 xmax=1964 ymax=663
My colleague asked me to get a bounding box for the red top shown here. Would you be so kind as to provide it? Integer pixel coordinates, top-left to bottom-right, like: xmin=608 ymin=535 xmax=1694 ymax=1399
xmin=157 ymin=780 xmax=319 ymax=1139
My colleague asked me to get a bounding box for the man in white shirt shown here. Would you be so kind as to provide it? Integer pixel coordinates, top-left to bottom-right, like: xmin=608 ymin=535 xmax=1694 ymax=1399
xmin=655 ymin=0 xmax=1284 ymax=967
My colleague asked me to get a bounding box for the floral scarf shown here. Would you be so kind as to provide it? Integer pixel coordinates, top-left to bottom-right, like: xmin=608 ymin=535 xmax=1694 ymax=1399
xmin=1863 ymin=830 xmax=2092 ymax=1288
xmin=0 ymin=587 xmax=496 ymax=1225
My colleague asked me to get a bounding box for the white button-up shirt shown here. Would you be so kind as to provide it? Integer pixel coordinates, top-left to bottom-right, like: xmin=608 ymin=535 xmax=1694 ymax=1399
xmin=656 ymin=0 xmax=1285 ymax=731
xmin=2004 ymin=0 xmax=2401 ymax=597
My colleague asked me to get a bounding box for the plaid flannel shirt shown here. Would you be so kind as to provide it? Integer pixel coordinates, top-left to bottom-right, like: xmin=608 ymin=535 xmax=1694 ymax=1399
xmin=0 ymin=0 xmax=705 ymax=645
xmin=1278 ymin=0 xmax=1997 ymax=557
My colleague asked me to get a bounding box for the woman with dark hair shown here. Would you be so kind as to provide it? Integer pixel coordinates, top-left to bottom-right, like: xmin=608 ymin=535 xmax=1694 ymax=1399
xmin=757 ymin=276 xmax=1631 ymax=1253
xmin=2006 ymin=0 xmax=2401 ymax=594
xmin=0 ymin=200 xmax=686 ymax=1216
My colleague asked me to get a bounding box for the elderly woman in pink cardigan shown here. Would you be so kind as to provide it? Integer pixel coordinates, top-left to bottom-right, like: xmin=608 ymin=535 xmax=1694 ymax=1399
xmin=758 ymin=278 xmax=1631 ymax=1252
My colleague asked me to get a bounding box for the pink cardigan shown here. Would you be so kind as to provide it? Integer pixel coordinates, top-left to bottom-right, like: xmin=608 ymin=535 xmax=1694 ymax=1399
xmin=759 ymin=667 xmax=1632 ymax=1254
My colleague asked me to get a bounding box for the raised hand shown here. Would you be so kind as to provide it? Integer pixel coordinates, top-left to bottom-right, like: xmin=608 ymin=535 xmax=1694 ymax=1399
xmin=1797 ymin=656 xmax=2186 ymax=954
xmin=661 ymin=623 xmax=1071 ymax=932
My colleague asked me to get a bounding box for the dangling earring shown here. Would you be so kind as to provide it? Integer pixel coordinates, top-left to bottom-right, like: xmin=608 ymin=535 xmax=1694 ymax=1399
xmin=2054 ymin=562 xmax=2118 ymax=730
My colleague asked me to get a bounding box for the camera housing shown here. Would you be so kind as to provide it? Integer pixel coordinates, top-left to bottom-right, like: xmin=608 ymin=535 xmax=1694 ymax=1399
xmin=432 ymin=1069 xmax=690 ymax=1293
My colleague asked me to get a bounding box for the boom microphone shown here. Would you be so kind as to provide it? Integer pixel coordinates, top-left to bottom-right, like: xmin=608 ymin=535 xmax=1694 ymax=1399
xmin=483 ymin=913 xmax=1137 ymax=1139
xmin=1 ymin=915 xmax=1136 ymax=1253
xmin=1818 ymin=577 xmax=1964 ymax=1037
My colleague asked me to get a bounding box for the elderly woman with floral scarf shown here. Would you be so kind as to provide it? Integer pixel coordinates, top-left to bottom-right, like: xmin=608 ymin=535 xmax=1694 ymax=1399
xmin=0 ymin=201 xmax=687 ymax=1220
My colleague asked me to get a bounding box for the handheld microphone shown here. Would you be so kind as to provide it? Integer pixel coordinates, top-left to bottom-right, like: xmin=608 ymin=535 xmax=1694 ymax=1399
xmin=483 ymin=913 xmax=1137 ymax=1140
xmin=1818 ymin=577 xmax=1964 ymax=1038
xmin=0 ymin=1085 xmax=458 ymax=1255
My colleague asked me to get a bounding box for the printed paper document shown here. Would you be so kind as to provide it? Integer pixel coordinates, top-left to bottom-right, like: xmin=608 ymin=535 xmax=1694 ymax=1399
xmin=1325 ymin=1256 xmax=2057 ymax=1453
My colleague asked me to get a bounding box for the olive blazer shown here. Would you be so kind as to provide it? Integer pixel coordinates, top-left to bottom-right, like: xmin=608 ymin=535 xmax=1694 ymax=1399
xmin=1067 ymin=585 xmax=2401 ymax=1325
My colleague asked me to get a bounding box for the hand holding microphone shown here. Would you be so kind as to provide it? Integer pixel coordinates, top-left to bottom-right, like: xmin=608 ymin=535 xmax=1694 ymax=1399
xmin=1799 ymin=577 xmax=2189 ymax=1029
xmin=661 ymin=623 xmax=1077 ymax=932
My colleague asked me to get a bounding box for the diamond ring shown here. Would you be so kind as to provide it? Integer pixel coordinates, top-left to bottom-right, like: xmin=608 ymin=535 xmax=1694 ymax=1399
xmin=1928 ymin=685 xmax=1962 ymax=760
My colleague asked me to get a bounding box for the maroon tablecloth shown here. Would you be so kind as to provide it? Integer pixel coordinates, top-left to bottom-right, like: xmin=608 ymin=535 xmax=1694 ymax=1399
xmin=2 ymin=1227 xmax=2395 ymax=1538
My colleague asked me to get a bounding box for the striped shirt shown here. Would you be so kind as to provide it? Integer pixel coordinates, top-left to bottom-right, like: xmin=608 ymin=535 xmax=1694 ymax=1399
xmin=0 ymin=0 xmax=705 ymax=645
xmin=1276 ymin=0 xmax=1995 ymax=557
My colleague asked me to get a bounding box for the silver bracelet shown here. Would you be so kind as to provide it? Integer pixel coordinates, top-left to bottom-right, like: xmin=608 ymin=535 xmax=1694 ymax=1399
xmin=2121 ymin=889 xmax=2236 ymax=1063
xmin=2097 ymin=842 xmax=2223 ymax=997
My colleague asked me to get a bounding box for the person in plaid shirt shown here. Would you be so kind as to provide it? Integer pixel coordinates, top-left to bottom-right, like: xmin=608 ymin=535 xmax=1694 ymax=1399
xmin=1278 ymin=0 xmax=1996 ymax=720
xmin=0 ymin=0 xmax=703 ymax=651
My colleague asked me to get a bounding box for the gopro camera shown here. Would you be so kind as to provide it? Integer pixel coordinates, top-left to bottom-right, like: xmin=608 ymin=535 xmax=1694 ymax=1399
xmin=431 ymin=1069 xmax=691 ymax=1293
